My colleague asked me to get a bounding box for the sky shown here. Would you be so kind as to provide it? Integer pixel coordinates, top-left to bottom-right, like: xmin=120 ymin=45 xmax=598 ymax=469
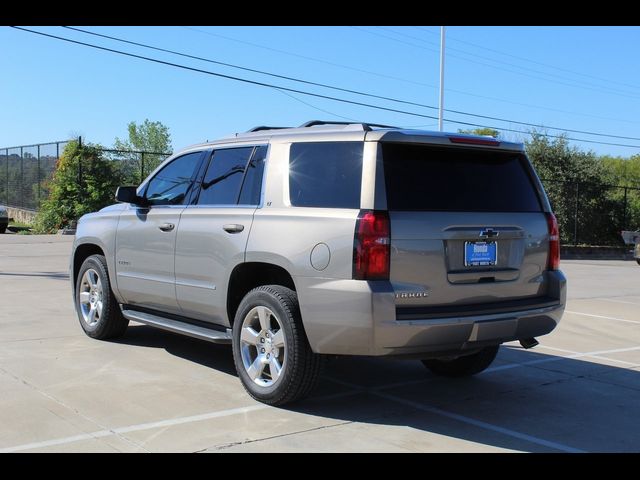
xmin=1 ymin=25 xmax=640 ymax=157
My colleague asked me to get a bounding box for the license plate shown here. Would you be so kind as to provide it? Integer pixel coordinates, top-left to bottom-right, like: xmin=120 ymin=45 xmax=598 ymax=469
xmin=464 ymin=241 xmax=497 ymax=266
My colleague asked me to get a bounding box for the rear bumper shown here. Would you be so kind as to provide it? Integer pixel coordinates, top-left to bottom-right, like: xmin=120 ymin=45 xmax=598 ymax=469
xmin=296 ymin=270 xmax=566 ymax=356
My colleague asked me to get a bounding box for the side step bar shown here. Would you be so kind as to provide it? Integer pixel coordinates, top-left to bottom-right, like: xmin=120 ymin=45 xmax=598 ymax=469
xmin=122 ymin=309 xmax=232 ymax=344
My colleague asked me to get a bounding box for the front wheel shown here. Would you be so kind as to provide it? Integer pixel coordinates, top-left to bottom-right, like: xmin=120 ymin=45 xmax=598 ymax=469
xmin=636 ymin=259 xmax=640 ymax=266
xmin=75 ymin=254 xmax=129 ymax=339
xmin=232 ymin=285 xmax=322 ymax=406
xmin=422 ymin=345 xmax=499 ymax=378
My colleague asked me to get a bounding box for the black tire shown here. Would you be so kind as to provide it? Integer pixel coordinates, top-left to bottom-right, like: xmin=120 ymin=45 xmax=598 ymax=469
xmin=75 ymin=254 xmax=129 ymax=339
xmin=637 ymin=259 xmax=640 ymax=266
xmin=0 ymin=225 xmax=6 ymax=234
xmin=422 ymin=345 xmax=499 ymax=378
xmin=232 ymin=285 xmax=322 ymax=406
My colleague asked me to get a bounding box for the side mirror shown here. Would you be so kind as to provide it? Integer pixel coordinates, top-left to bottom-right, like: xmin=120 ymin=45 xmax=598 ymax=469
xmin=116 ymin=186 xmax=143 ymax=205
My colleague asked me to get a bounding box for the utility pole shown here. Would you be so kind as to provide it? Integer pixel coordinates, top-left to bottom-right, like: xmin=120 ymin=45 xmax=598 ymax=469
xmin=438 ymin=26 xmax=446 ymax=132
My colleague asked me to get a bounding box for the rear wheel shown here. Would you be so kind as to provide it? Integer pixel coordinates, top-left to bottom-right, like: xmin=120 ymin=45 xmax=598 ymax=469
xmin=0 ymin=225 xmax=6 ymax=234
xmin=422 ymin=345 xmax=499 ymax=378
xmin=232 ymin=285 xmax=322 ymax=406
xmin=637 ymin=259 xmax=640 ymax=266
xmin=75 ymin=254 xmax=129 ymax=339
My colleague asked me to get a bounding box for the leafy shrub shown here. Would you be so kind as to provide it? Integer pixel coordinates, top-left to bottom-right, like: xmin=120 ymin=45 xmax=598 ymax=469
xmin=33 ymin=140 xmax=123 ymax=233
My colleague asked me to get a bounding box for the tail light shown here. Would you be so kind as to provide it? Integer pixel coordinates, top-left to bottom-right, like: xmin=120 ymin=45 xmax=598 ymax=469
xmin=546 ymin=212 xmax=560 ymax=270
xmin=353 ymin=210 xmax=390 ymax=280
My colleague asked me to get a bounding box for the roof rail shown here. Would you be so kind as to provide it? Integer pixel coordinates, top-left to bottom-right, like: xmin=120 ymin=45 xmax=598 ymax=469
xmin=246 ymin=125 xmax=291 ymax=133
xmin=298 ymin=120 xmax=398 ymax=131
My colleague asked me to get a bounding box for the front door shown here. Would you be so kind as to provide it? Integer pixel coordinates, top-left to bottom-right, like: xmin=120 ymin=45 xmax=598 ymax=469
xmin=115 ymin=151 xmax=203 ymax=313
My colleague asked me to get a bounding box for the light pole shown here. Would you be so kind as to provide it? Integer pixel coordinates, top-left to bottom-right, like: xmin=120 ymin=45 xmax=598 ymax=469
xmin=438 ymin=26 xmax=446 ymax=132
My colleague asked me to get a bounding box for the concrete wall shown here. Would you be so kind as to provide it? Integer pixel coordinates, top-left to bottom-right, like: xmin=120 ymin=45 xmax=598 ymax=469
xmin=6 ymin=207 xmax=36 ymax=225
xmin=561 ymin=245 xmax=634 ymax=260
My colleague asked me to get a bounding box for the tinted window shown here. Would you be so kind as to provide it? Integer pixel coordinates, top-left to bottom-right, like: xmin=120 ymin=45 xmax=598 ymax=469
xmin=238 ymin=145 xmax=267 ymax=205
xmin=144 ymin=152 xmax=202 ymax=206
xmin=382 ymin=144 xmax=542 ymax=212
xmin=289 ymin=142 xmax=363 ymax=209
xmin=198 ymin=147 xmax=254 ymax=205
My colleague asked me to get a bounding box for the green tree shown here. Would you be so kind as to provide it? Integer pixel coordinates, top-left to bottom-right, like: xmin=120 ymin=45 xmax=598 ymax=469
xmin=600 ymin=154 xmax=640 ymax=231
xmin=33 ymin=140 xmax=122 ymax=233
xmin=524 ymin=131 xmax=621 ymax=245
xmin=525 ymin=130 xmax=604 ymax=183
xmin=457 ymin=127 xmax=501 ymax=138
xmin=114 ymin=119 xmax=173 ymax=183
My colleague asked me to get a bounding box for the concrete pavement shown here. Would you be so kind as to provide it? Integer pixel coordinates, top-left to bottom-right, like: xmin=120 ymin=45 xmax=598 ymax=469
xmin=1 ymin=234 xmax=639 ymax=452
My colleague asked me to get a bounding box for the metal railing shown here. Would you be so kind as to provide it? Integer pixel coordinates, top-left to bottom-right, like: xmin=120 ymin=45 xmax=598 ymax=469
xmin=0 ymin=139 xmax=171 ymax=211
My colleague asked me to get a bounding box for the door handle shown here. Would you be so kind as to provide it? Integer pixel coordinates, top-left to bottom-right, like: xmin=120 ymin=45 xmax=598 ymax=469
xmin=223 ymin=224 xmax=245 ymax=233
xmin=159 ymin=223 xmax=175 ymax=232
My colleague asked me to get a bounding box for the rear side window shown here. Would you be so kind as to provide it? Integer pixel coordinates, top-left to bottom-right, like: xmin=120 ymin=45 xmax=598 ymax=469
xmin=289 ymin=142 xmax=363 ymax=209
xmin=382 ymin=143 xmax=542 ymax=212
xmin=238 ymin=145 xmax=267 ymax=205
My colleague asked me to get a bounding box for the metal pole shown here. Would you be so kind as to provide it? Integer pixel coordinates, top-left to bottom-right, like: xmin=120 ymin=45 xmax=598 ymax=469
xmin=78 ymin=137 xmax=83 ymax=204
xmin=438 ymin=26 xmax=446 ymax=132
xmin=622 ymin=187 xmax=628 ymax=230
xmin=573 ymin=182 xmax=580 ymax=245
xmin=5 ymin=149 xmax=8 ymax=205
xmin=37 ymin=144 xmax=41 ymax=207
xmin=141 ymin=151 xmax=145 ymax=183
xmin=20 ymin=146 xmax=23 ymax=209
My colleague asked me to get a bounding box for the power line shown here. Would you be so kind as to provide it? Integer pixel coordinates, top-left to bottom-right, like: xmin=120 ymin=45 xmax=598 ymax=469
xmin=353 ymin=26 xmax=640 ymax=101
xmin=380 ymin=26 xmax=640 ymax=96
xmin=61 ymin=26 xmax=441 ymax=113
xmin=181 ymin=26 xmax=439 ymax=89
xmin=8 ymin=27 xmax=438 ymax=122
xmin=10 ymin=26 xmax=640 ymax=150
xmin=60 ymin=26 xmax=640 ymax=142
xmin=182 ymin=25 xmax=640 ymax=126
xmin=274 ymin=89 xmax=359 ymax=122
xmin=412 ymin=26 xmax=640 ymax=92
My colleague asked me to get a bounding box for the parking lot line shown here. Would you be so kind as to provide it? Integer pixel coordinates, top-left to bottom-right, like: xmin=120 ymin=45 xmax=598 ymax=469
xmin=537 ymin=345 xmax=640 ymax=367
xmin=372 ymin=391 xmax=585 ymax=453
xmin=8 ymin=342 xmax=634 ymax=453
xmin=597 ymin=298 xmax=640 ymax=306
xmin=564 ymin=310 xmax=640 ymax=325
xmin=0 ymin=390 xmax=360 ymax=453
xmin=325 ymin=369 xmax=586 ymax=452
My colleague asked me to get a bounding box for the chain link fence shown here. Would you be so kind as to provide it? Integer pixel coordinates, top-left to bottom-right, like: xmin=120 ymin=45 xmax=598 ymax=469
xmin=1 ymin=140 xmax=639 ymax=245
xmin=0 ymin=139 xmax=171 ymax=211
xmin=541 ymin=178 xmax=640 ymax=246
xmin=0 ymin=141 xmax=64 ymax=211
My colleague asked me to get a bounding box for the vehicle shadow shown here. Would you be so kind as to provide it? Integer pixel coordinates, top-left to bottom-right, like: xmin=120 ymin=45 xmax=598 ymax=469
xmin=115 ymin=324 xmax=236 ymax=376
xmin=115 ymin=324 xmax=640 ymax=452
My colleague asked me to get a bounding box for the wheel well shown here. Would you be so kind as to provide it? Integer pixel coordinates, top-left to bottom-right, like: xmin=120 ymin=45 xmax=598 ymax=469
xmin=73 ymin=244 xmax=105 ymax=285
xmin=227 ymin=262 xmax=296 ymax=324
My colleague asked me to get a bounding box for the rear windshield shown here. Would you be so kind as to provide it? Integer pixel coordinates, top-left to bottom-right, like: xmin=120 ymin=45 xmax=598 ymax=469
xmin=382 ymin=143 xmax=542 ymax=212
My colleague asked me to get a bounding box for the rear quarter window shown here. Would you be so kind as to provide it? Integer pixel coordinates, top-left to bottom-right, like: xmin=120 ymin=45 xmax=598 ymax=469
xmin=289 ymin=142 xmax=363 ymax=209
xmin=382 ymin=143 xmax=542 ymax=212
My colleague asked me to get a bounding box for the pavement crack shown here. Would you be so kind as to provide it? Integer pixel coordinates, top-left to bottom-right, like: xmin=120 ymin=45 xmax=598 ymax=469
xmin=198 ymin=420 xmax=356 ymax=452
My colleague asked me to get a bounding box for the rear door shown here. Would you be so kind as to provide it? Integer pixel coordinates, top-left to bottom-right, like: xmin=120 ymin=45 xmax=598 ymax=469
xmin=380 ymin=142 xmax=551 ymax=315
xmin=174 ymin=145 xmax=266 ymax=325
